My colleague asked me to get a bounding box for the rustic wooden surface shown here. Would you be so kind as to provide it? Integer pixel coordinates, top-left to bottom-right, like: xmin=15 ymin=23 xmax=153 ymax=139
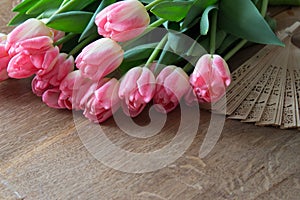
xmin=1 ymin=1 xmax=300 ymax=200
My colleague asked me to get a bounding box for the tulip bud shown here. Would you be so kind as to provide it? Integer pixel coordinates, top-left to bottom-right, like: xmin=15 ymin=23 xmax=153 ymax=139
xmin=119 ymin=67 xmax=156 ymax=117
xmin=7 ymin=52 xmax=37 ymax=79
xmin=59 ymin=70 xmax=94 ymax=110
xmin=154 ymin=65 xmax=190 ymax=113
xmin=42 ymin=88 xmax=62 ymax=109
xmin=95 ymin=0 xmax=150 ymax=42
xmin=0 ymin=34 xmax=9 ymax=81
xmin=50 ymin=28 xmax=65 ymax=43
xmin=36 ymin=53 xmax=74 ymax=86
xmin=6 ymin=18 xmax=54 ymax=56
xmin=31 ymin=53 xmax=74 ymax=96
xmin=60 ymin=71 xmax=82 ymax=94
xmin=31 ymin=76 xmax=50 ymax=97
xmin=84 ymin=78 xmax=120 ymax=123
xmin=75 ymin=38 xmax=124 ymax=81
xmin=58 ymin=71 xmax=83 ymax=110
xmin=190 ymin=54 xmax=231 ymax=103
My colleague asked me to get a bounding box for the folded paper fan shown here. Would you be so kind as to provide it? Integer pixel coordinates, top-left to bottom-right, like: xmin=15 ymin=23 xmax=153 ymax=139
xmin=214 ymin=22 xmax=300 ymax=129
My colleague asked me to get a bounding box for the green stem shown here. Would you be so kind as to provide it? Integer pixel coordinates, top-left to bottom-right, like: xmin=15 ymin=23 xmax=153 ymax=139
xmin=145 ymin=34 xmax=168 ymax=67
xmin=68 ymin=34 xmax=99 ymax=56
xmin=183 ymin=62 xmax=194 ymax=73
xmin=223 ymin=0 xmax=269 ymax=61
xmin=223 ymin=39 xmax=247 ymax=61
xmin=149 ymin=18 xmax=167 ymax=28
xmin=261 ymin=0 xmax=269 ymax=17
xmin=210 ymin=9 xmax=218 ymax=56
xmin=53 ymin=32 xmax=77 ymax=46
xmin=145 ymin=0 xmax=165 ymax=10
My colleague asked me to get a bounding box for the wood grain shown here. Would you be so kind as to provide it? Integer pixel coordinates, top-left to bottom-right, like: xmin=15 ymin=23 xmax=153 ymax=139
xmin=1 ymin=1 xmax=300 ymax=199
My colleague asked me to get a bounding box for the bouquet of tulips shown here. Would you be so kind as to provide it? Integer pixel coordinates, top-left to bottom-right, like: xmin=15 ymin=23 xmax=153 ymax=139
xmin=0 ymin=0 xmax=286 ymax=123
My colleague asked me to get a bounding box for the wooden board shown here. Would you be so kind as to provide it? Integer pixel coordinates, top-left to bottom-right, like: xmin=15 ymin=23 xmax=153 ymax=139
xmin=1 ymin=1 xmax=300 ymax=199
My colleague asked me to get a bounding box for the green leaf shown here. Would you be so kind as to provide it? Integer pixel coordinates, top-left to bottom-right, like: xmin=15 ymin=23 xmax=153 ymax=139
xmin=182 ymin=0 xmax=218 ymax=29
xmin=12 ymin=0 xmax=38 ymax=13
xmin=119 ymin=42 xmax=158 ymax=73
xmin=56 ymin=0 xmax=97 ymax=13
xmin=151 ymin=1 xmax=193 ymax=22
xmin=140 ymin=0 xmax=155 ymax=3
xmin=200 ymin=30 xmax=227 ymax=52
xmin=8 ymin=12 xmax=37 ymax=26
xmin=216 ymin=34 xmax=239 ymax=54
xmin=46 ymin=11 xmax=93 ymax=33
xmin=61 ymin=0 xmax=72 ymax=7
xmin=123 ymin=42 xmax=158 ymax=62
xmin=26 ymin=0 xmax=64 ymax=15
xmin=219 ymin=0 xmax=284 ymax=46
xmin=79 ymin=0 xmax=116 ymax=42
xmin=200 ymin=5 xmax=218 ymax=35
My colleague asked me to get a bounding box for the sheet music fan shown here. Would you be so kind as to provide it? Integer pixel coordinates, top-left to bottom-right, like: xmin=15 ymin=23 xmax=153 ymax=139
xmin=212 ymin=22 xmax=300 ymax=130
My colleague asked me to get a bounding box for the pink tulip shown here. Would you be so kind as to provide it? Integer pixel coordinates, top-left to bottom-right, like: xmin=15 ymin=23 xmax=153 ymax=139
xmin=84 ymin=78 xmax=120 ymax=123
xmin=15 ymin=36 xmax=54 ymax=55
xmin=119 ymin=67 xmax=156 ymax=117
xmin=42 ymin=87 xmax=73 ymax=110
xmin=73 ymin=78 xmax=99 ymax=110
xmin=0 ymin=34 xmax=9 ymax=81
xmin=184 ymin=87 xmax=198 ymax=106
xmin=7 ymin=46 xmax=62 ymax=79
xmin=31 ymin=76 xmax=50 ymax=96
xmin=190 ymin=54 xmax=231 ymax=103
xmin=50 ymin=29 xmax=65 ymax=43
xmin=154 ymin=65 xmax=190 ymax=113
xmin=95 ymin=0 xmax=150 ymax=42
xmin=31 ymin=46 xmax=60 ymax=75
xmin=6 ymin=18 xmax=54 ymax=56
xmin=59 ymin=71 xmax=99 ymax=110
xmin=7 ymin=52 xmax=37 ymax=79
xmin=58 ymin=70 xmax=83 ymax=110
xmin=31 ymin=53 xmax=74 ymax=96
xmin=42 ymin=88 xmax=62 ymax=109
xmin=75 ymin=38 xmax=124 ymax=81
xmin=58 ymin=71 xmax=83 ymax=110
xmin=59 ymin=70 xmax=82 ymax=96
xmin=36 ymin=53 xmax=74 ymax=86
xmin=58 ymin=92 xmax=73 ymax=110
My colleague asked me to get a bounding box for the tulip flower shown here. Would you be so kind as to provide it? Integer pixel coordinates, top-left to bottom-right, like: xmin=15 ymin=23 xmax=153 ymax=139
xmin=0 ymin=34 xmax=9 ymax=81
xmin=50 ymin=29 xmax=65 ymax=43
xmin=31 ymin=76 xmax=50 ymax=96
xmin=84 ymin=78 xmax=120 ymax=123
xmin=184 ymin=87 xmax=198 ymax=106
xmin=190 ymin=54 xmax=231 ymax=103
xmin=72 ymin=79 xmax=99 ymax=110
xmin=5 ymin=18 xmax=54 ymax=56
xmin=58 ymin=71 xmax=83 ymax=110
xmin=42 ymin=87 xmax=75 ymax=110
xmin=59 ymin=70 xmax=82 ymax=97
xmin=31 ymin=53 xmax=74 ymax=96
xmin=7 ymin=52 xmax=37 ymax=79
xmin=7 ymin=45 xmax=61 ymax=79
xmin=42 ymin=88 xmax=62 ymax=109
xmin=35 ymin=53 xmax=74 ymax=86
xmin=154 ymin=65 xmax=190 ymax=113
xmin=119 ymin=67 xmax=156 ymax=117
xmin=75 ymin=38 xmax=124 ymax=81
xmin=58 ymin=92 xmax=73 ymax=110
xmin=59 ymin=71 xmax=105 ymax=110
xmin=31 ymin=46 xmax=60 ymax=75
xmin=59 ymin=70 xmax=92 ymax=110
xmin=95 ymin=0 xmax=150 ymax=42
